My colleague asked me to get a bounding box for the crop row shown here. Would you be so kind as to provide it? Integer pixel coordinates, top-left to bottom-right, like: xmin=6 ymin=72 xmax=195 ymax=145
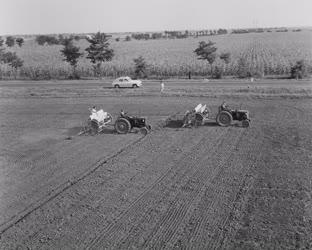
xmin=0 ymin=31 xmax=311 ymax=79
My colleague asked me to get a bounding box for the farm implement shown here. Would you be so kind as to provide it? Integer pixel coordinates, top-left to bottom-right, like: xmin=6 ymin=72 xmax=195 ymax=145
xmin=165 ymin=102 xmax=250 ymax=128
xmin=182 ymin=103 xmax=211 ymax=128
xmin=80 ymin=107 xmax=152 ymax=135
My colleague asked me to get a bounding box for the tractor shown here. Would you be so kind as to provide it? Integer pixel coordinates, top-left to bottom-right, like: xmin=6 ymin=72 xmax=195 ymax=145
xmin=114 ymin=110 xmax=152 ymax=135
xmin=216 ymin=102 xmax=250 ymax=127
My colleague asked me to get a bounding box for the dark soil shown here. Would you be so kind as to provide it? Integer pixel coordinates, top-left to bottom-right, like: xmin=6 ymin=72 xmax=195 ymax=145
xmin=0 ymin=80 xmax=311 ymax=249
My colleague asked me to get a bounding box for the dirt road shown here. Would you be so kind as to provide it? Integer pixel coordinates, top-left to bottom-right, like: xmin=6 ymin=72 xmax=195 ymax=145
xmin=0 ymin=80 xmax=311 ymax=249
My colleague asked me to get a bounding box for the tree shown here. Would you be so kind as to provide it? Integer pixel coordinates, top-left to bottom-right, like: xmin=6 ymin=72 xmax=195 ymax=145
xmin=60 ymin=38 xmax=83 ymax=79
xmin=0 ymin=38 xmax=23 ymax=71
xmin=58 ymin=34 xmax=65 ymax=45
xmin=36 ymin=35 xmax=46 ymax=45
xmin=290 ymin=60 xmax=306 ymax=79
xmin=194 ymin=41 xmax=217 ymax=77
xmin=0 ymin=37 xmax=5 ymax=63
xmin=5 ymin=36 xmax=15 ymax=47
xmin=220 ymin=52 xmax=231 ymax=64
xmin=85 ymin=32 xmax=114 ymax=76
xmin=133 ymin=56 xmax=148 ymax=78
xmin=74 ymin=35 xmax=81 ymax=41
xmin=151 ymin=33 xmax=162 ymax=39
xmin=217 ymin=29 xmax=228 ymax=35
xmin=125 ymin=35 xmax=131 ymax=41
xmin=215 ymin=52 xmax=231 ymax=79
xmin=16 ymin=37 xmax=24 ymax=47
xmin=35 ymin=35 xmax=59 ymax=45
xmin=0 ymin=37 xmax=4 ymax=47
xmin=46 ymin=36 xmax=59 ymax=45
xmin=131 ymin=33 xmax=150 ymax=40
xmin=0 ymin=39 xmax=5 ymax=59
xmin=212 ymin=66 xmax=223 ymax=79
xmin=1 ymin=51 xmax=23 ymax=69
xmin=237 ymin=57 xmax=249 ymax=78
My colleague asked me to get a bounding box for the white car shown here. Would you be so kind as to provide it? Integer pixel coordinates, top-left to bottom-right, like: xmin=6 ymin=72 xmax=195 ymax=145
xmin=112 ymin=77 xmax=142 ymax=88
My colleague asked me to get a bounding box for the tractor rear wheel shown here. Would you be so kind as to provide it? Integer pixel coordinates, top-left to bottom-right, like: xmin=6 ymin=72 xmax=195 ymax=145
xmin=216 ymin=111 xmax=232 ymax=127
xmin=115 ymin=118 xmax=131 ymax=134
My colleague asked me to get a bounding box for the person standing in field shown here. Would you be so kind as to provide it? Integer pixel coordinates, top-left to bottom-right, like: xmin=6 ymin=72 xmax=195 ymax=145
xmin=160 ymin=79 xmax=165 ymax=93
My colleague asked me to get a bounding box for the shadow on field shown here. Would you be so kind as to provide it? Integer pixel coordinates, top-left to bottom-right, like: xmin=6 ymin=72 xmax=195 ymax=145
xmin=102 ymin=87 xmax=115 ymax=89
xmin=66 ymin=126 xmax=116 ymax=137
xmin=203 ymin=121 xmax=219 ymax=127
xmin=164 ymin=120 xmax=184 ymax=128
xmin=164 ymin=120 xmax=220 ymax=128
xmin=103 ymin=86 xmax=141 ymax=89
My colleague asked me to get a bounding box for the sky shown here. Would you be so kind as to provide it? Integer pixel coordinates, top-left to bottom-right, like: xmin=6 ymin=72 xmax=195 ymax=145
xmin=1 ymin=0 xmax=312 ymax=35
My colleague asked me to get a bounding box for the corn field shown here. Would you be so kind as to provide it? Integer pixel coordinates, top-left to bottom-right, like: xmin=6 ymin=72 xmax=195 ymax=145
xmin=0 ymin=30 xmax=311 ymax=79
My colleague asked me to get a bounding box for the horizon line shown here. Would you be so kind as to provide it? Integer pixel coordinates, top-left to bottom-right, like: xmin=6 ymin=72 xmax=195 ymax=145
xmin=1 ymin=25 xmax=311 ymax=37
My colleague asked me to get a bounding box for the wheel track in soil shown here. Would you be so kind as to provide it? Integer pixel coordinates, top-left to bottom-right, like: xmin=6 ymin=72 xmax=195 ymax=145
xmin=284 ymin=103 xmax=311 ymax=131
xmin=191 ymin=128 xmax=262 ymax=249
xmin=87 ymin=127 xmax=242 ymax=249
xmin=85 ymin=133 xmax=222 ymax=249
xmin=91 ymin=124 xmax=263 ymax=249
xmin=0 ymin=114 xmax=167 ymax=236
xmin=0 ymin=124 xmax=223 ymax=248
xmin=142 ymin=128 xmax=260 ymax=250
xmin=82 ymin=129 xmax=226 ymax=248
xmin=200 ymin=105 xmax=310 ymax=249
xmin=50 ymin=127 xmax=206 ymax=248
xmin=140 ymin=140 xmax=243 ymax=248
xmin=226 ymin=104 xmax=312 ymax=249
xmin=0 ymin=130 xmax=148 ymax=235
xmin=138 ymin=128 xmax=249 ymax=249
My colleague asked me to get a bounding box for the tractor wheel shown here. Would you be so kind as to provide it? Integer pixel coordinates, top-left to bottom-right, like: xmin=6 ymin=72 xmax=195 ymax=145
xmin=115 ymin=118 xmax=131 ymax=134
xmin=216 ymin=111 xmax=233 ymax=127
xmin=132 ymin=84 xmax=138 ymax=88
xmin=140 ymin=127 xmax=149 ymax=135
xmin=242 ymin=120 xmax=250 ymax=128
xmin=114 ymin=84 xmax=120 ymax=88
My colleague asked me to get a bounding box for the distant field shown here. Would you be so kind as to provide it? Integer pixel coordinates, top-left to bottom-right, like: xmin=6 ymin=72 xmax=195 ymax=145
xmin=1 ymin=30 xmax=312 ymax=79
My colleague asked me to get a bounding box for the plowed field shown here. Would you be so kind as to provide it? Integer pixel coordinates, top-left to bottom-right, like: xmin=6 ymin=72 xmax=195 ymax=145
xmin=0 ymin=80 xmax=311 ymax=249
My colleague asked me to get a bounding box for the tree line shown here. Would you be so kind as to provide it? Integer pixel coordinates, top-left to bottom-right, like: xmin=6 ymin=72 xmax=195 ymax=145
xmin=125 ymin=29 xmax=228 ymax=41
xmin=35 ymin=34 xmax=83 ymax=45
xmin=0 ymin=37 xmax=24 ymax=71
xmin=0 ymin=36 xmax=24 ymax=47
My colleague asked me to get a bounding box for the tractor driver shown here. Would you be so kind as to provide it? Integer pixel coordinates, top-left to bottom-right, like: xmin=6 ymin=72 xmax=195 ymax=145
xmin=221 ymin=102 xmax=229 ymax=111
xmin=89 ymin=106 xmax=97 ymax=113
